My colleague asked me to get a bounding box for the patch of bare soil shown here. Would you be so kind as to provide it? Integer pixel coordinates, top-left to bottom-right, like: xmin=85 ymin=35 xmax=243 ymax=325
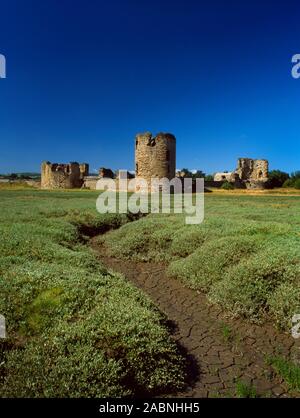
xmin=91 ymin=238 xmax=299 ymax=398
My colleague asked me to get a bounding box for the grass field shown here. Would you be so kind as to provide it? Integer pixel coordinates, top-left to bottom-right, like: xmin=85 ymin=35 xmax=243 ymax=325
xmin=0 ymin=190 xmax=185 ymax=397
xmin=1 ymin=188 xmax=300 ymax=397
xmin=101 ymin=193 xmax=300 ymax=331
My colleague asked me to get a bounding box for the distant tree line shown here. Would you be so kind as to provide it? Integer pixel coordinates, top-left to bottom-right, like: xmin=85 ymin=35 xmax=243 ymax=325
xmin=178 ymin=168 xmax=213 ymax=181
xmin=0 ymin=173 xmax=41 ymax=180
xmin=268 ymin=170 xmax=300 ymax=189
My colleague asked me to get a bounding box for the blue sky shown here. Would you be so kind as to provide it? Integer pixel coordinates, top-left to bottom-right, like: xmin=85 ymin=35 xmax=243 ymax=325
xmin=0 ymin=0 xmax=299 ymax=174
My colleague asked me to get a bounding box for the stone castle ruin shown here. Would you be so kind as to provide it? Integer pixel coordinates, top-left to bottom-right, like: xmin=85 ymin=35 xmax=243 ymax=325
xmin=82 ymin=167 xmax=115 ymax=189
xmin=41 ymin=161 xmax=89 ymax=189
xmin=214 ymin=158 xmax=269 ymax=189
xmin=78 ymin=131 xmax=177 ymax=192
xmin=236 ymin=158 xmax=269 ymax=184
xmin=214 ymin=172 xmax=239 ymax=183
xmin=135 ymin=132 xmax=176 ymax=181
xmin=99 ymin=167 xmax=114 ymax=179
xmin=41 ymin=134 xmax=269 ymax=191
xmin=135 ymin=132 xmax=176 ymax=192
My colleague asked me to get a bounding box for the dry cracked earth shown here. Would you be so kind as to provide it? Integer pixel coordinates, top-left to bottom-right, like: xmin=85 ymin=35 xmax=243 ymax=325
xmin=91 ymin=239 xmax=300 ymax=398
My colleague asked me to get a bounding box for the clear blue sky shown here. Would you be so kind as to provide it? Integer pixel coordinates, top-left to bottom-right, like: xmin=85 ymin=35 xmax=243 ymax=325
xmin=0 ymin=0 xmax=299 ymax=174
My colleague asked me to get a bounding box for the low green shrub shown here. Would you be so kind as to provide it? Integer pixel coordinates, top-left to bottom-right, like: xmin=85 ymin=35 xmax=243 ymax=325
xmin=102 ymin=194 xmax=300 ymax=330
xmin=170 ymin=228 xmax=210 ymax=258
xmin=101 ymin=215 xmax=184 ymax=262
xmin=1 ymin=272 xmax=185 ymax=397
xmin=221 ymin=181 xmax=234 ymax=190
xmin=235 ymin=380 xmax=258 ymax=398
xmin=0 ymin=190 xmax=185 ymax=397
xmin=294 ymin=179 xmax=300 ymax=189
xmin=283 ymin=179 xmax=295 ymax=188
xmin=208 ymin=245 xmax=300 ymax=322
xmin=267 ymin=357 xmax=300 ymax=392
xmin=168 ymin=235 xmax=261 ymax=291
xmin=268 ymin=283 xmax=300 ymax=330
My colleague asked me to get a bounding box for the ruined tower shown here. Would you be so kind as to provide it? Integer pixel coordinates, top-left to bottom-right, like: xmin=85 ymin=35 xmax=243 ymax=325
xmin=236 ymin=158 xmax=269 ymax=188
xmin=41 ymin=161 xmax=89 ymax=189
xmin=79 ymin=163 xmax=89 ymax=179
xmin=236 ymin=158 xmax=268 ymax=181
xmin=135 ymin=132 xmax=176 ymax=191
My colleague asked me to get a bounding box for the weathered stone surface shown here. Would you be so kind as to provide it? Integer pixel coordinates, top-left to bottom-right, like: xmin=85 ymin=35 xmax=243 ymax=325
xmin=135 ymin=132 xmax=176 ymax=192
xmin=236 ymin=158 xmax=269 ymax=187
xmin=82 ymin=176 xmax=98 ymax=189
xmin=41 ymin=161 xmax=88 ymax=189
xmin=79 ymin=163 xmax=89 ymax=179
xmin=214 ymin=172 xmax=238 ymax=182
xmin=213 ymin=158 xmax=269 ymax=189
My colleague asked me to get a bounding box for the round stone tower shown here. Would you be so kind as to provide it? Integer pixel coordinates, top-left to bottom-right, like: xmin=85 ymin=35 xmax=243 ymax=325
xmin=135 ymin=132 xmax=176 ymax=190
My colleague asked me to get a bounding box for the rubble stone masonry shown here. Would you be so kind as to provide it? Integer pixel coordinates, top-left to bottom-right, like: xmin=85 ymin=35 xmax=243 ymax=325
xmin=41 ymin=161 xmax=89 ymax=189
xmin=135 ymin=132 xmax=176 ymax=191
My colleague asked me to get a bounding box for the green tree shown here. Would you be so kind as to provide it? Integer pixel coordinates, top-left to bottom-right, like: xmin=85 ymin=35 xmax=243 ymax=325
xmin=192 ymin=170 xmax=205 ymax=179
xmin=268 ymin=170 xmax=290 ymax=188
xmin=283 ymin=179 xmax=295 ymax=188
xmin=221 ymin=181 xmax=234 ymax=190
xmin=294 ymin=179 xmax=300 ymax=189
xmin=180 ymin=168 xmax=193 ymax=177
xmin=291 ymin=171 xmax=300 ymax=181
xmin=179 ymin=169 xmax=206 ymax=179
xmin=282 ymin=171 xmax=300 ymax=188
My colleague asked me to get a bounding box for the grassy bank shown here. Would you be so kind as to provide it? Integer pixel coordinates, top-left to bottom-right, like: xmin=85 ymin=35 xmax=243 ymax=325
xmin=0 ymin=190 xmax=185 ymax=397
xmin=101 ymin=194 xmax=300 ymax=331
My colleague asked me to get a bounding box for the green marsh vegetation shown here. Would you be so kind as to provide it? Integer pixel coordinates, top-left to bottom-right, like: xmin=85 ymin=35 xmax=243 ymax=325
xmin=1 ymin=189 xmax=300 ymax=397
xmin=102 ymin=194 xmax=300 ymax=331
xmin=0 ymin=190 xmax=185 ymax=397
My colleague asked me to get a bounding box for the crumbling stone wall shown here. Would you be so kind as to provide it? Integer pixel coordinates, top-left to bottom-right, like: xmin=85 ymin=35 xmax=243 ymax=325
xmin=82 ymin=167 xmax=114 ymax=189
xmin=236 ymin=158 xmax=268 ymax=181
xmin=211 ymin=158 xmax=269 ymax=189
xmin=82 ymin=176 xmax=98 ymax=189
xmin=41 ymin=161 xmax=88 ymax=189
xmin=235 ymin=158 xmax=269 ymax=188
xmin=99 ymin=167 xmax=114 ymax=178
xmin=252 ymin=159 xmax=269 ymax=181
xmin=79 ymin=163 xmax=89 ymax=179
xmin=214 ymin=172 xmax=239 ymax=182
xmin=135 ymin=132 xmax=176 ymax=191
